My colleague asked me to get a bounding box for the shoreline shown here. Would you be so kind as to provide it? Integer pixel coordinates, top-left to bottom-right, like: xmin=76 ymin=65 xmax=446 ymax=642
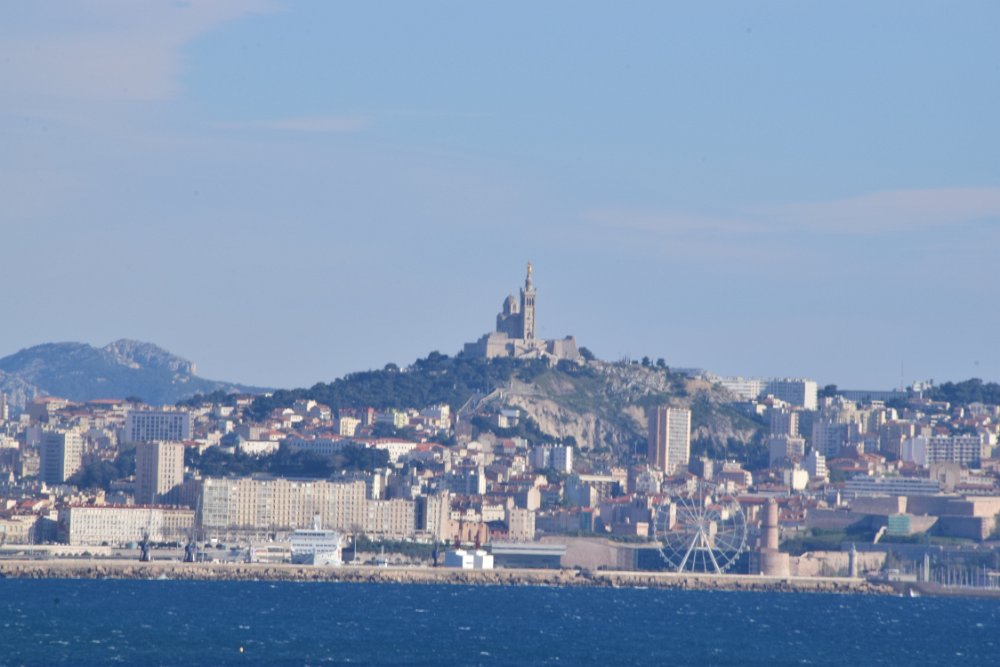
xmin=0 ymin=558 xmax=894 ymax=595
xmin=6 ymin=558 xmax=997 ymax=598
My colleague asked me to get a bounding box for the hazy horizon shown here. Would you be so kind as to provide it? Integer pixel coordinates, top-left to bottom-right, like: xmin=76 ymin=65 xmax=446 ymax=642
xmin=3 ymin=2 xmax=998 ymax=390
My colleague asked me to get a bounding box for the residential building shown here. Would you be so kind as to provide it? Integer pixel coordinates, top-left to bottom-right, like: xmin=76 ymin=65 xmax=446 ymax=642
xmin=804 ymin=450 xmax=827 ymax=481
xmin=769 ymin=408 xmax=800 ymax=437
xmin=199 ymin=477 xmax=368 ymax=538
xmin=338 ymin=417 xmax=360 ymax=437
xmin=364 ymin=499 xmax=417 ymax=540
xmin=529 ymin=444 xmax=573 ymax=474
xmin=763 ymin=379 xmax=818 ymax=411
xmin=768 ymin=435 xmax=806 ymax=467
xmin=124 ymin=409 xmax=192 ymax=443
xmin=39 ymin=429 xmax=83 ymax=484
xmin=716 ymin=377 xmax=766 ymax=402
xmin=415 ymin=492 xmax=452 ymax=539
xmin=647 ymin=406 xmax=691 ymax=474
xmin=60 ymin=505 xmax=195 ymax=546
xmin=551 ymin=445 xmax=574 ymax=474
xmin=135 ymin=441 xmax=185 ymax=504
xmin=506 ymin=506 xmax=536 ymax=541
xmin=812 ymin=420 xmax=850 ymax=459
xmin=901 ymin=434 xmax=990 ymax=469
xmin=843 ymin=475 xmax=941 ymax=498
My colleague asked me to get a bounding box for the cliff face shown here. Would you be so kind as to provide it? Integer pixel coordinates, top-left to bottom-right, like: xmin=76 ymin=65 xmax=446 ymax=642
xmin=0 ymin=370 xmax=41 ymax=409
xmin=483 ymin=361 xmax=762 ymax=455
xmin=102 ymin=339 xmax=197 ymax=375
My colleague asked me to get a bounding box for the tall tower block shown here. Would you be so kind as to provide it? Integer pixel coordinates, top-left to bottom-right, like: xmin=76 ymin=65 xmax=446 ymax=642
xmin=647 ymin=406 xmax=691 ymax=474
xmin=520 ymin=262 xmax=536 ymax=340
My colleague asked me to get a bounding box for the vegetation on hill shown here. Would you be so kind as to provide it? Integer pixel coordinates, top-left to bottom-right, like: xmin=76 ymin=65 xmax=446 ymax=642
xmin=926 ymin=378 xmax=1000 ymax=406
xmin=184 ymin=443 xmax=389 ymax=478
xmin=67 ymin=446 xmax=136 ymax=492
xmin=247 ymin=352 xmax=550 ymax=420
xmin=244 ymin=351 xmax=766 ymax=467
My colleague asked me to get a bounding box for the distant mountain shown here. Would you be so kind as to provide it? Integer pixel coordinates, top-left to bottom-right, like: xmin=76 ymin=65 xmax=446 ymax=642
xmin=0 ymin=339 xmax=267 ymax=408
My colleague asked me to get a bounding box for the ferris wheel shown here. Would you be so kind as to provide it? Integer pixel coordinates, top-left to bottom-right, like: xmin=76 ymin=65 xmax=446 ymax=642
xmin=654 ymin=481 xmax=747 ymax=574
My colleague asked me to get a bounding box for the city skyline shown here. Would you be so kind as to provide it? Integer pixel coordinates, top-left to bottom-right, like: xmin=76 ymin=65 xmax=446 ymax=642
xmin=2 ymin=2 xmax=998 ymax=390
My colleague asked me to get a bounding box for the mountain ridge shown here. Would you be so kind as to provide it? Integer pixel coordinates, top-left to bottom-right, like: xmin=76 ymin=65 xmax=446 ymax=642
xmin=0 ymin=339 xmax=266 ymax=408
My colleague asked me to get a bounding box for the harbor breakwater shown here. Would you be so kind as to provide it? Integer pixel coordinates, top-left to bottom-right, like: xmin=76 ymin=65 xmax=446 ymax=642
xmin=0 ymin=559 xmax=892 ymax=594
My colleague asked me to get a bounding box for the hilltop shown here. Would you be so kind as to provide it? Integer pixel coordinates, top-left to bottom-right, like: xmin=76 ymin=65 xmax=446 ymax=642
xmin=0 ymin=339 xmax=265 ymax=407
xmin=250 ymin=353 xmax=764 ymax=461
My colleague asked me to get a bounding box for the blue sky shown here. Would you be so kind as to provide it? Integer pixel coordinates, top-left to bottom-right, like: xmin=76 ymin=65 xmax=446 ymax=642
xmin=1 ymin=1 xmax=998 ymax=390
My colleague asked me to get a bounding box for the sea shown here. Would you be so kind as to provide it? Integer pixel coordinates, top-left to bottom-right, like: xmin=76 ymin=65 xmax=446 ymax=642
xmin=0 ymin=580 xmax=997 ymax=666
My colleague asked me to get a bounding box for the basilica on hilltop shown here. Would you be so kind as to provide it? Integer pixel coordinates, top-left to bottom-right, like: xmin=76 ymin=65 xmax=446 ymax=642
xmin=463 ymin=263 xmax=581 ymax=362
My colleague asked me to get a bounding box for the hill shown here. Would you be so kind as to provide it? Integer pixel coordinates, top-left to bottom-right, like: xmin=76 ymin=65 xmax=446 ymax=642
xmin=0 ymin=339 xmax=265 ymax=408
xmin=250 ymin=353 xmax=765 ymax=463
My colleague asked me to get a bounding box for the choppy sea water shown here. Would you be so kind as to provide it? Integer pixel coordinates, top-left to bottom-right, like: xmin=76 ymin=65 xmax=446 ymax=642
xmin=0 ymin=579 xmax=997 ymax=666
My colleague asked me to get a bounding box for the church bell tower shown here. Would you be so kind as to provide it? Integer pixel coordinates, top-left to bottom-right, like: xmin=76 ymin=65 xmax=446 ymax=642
xmin=520 ymin=262 xmax=536 ymax=340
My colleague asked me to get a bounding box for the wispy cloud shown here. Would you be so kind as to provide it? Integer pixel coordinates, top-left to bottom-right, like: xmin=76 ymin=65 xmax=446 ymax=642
xmin=585 ymin=209 xmax=751 ymax=234
xmin=588 ymin=186 xmax=1000 ymax=240
xmin=764 ymin=186 xmax=1000 ymax=234
xmin=218 ymin=115 xmax=370 ymax=133
xmin=0 ymin=0 xmax=274 ymax=104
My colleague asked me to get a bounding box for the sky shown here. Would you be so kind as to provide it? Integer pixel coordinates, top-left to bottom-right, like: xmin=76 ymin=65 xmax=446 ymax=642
xmin=1 ymin=1 xmax=999 ymax=390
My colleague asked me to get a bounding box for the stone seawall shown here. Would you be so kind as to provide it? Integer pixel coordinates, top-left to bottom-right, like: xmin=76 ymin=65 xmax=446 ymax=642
xmin=0 ymin=559 xmax=892 ymax=594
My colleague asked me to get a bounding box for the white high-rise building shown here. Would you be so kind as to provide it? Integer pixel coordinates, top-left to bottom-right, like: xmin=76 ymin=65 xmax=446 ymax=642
xmin=764 ymin=379 xmax=818 ymax=411
xmin=647 ymin=407 xmax=691 ymax=474
xmin=135 ymin=441 xmax=185 ymax=504
xmin=768 ymin=435 xmax=806 ymax=468
xmin=769 ymin=408 xmax=800 ymax=437
xmin=551 ymin=445 xmax=574 ymax=474
xmin=812 ymin=420 xmax=850 ymax=459
xmin=125 ymin=410 xmax=192 ymax=443
xmin=716 ymin=377 xmax=766 ymax=402
xmin=60 ymin=506 xmax=195 ymax=546
xmin=714 ymin=376 xmax=818 ymax=410
xmin=901 ymin=434 xmax=989 ymax=468
xmin=529 ymin=445 xmax=551 ymax=471
xmin=529 ymin=444 xmax=574 ymax=474
xmin=40 ymin=429 xmax=83 ymax=484
xmin=804 ymin=450 xmax=827 ymax=481
xmin=199 ymin=477 xmax=369 ymax=537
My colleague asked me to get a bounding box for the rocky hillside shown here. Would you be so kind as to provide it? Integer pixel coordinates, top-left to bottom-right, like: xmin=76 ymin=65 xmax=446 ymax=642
xmin=486 ymin=360 xmax=763 ymax=457
xmin=251 ymin=353 xmax=765 ymax=461
xmin=0 ymin=339 xmax=265 ymax=408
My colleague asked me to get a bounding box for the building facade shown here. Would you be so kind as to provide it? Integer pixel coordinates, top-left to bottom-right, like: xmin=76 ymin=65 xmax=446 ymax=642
xmin=135 ymin=441 xmax=185 ymax=504
xmin=901 ymin=434 xmax=990 ymax=468
xmin=124 ymin=410 xmax=192 ymax=443
xmin=39 ymin=429 xmax=83 ymax=484
xmin=764 ymin=379 xmax=818 ymax=411
xmin=197 ymin=476 xmax=430 ymax=541
xmin=199 ymin=477 xmax=369 ymax=539
xmin=60 ymin=506 xmax=195 ymax=546
xmin=647 ymin=407 xmax=691 ymax=474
